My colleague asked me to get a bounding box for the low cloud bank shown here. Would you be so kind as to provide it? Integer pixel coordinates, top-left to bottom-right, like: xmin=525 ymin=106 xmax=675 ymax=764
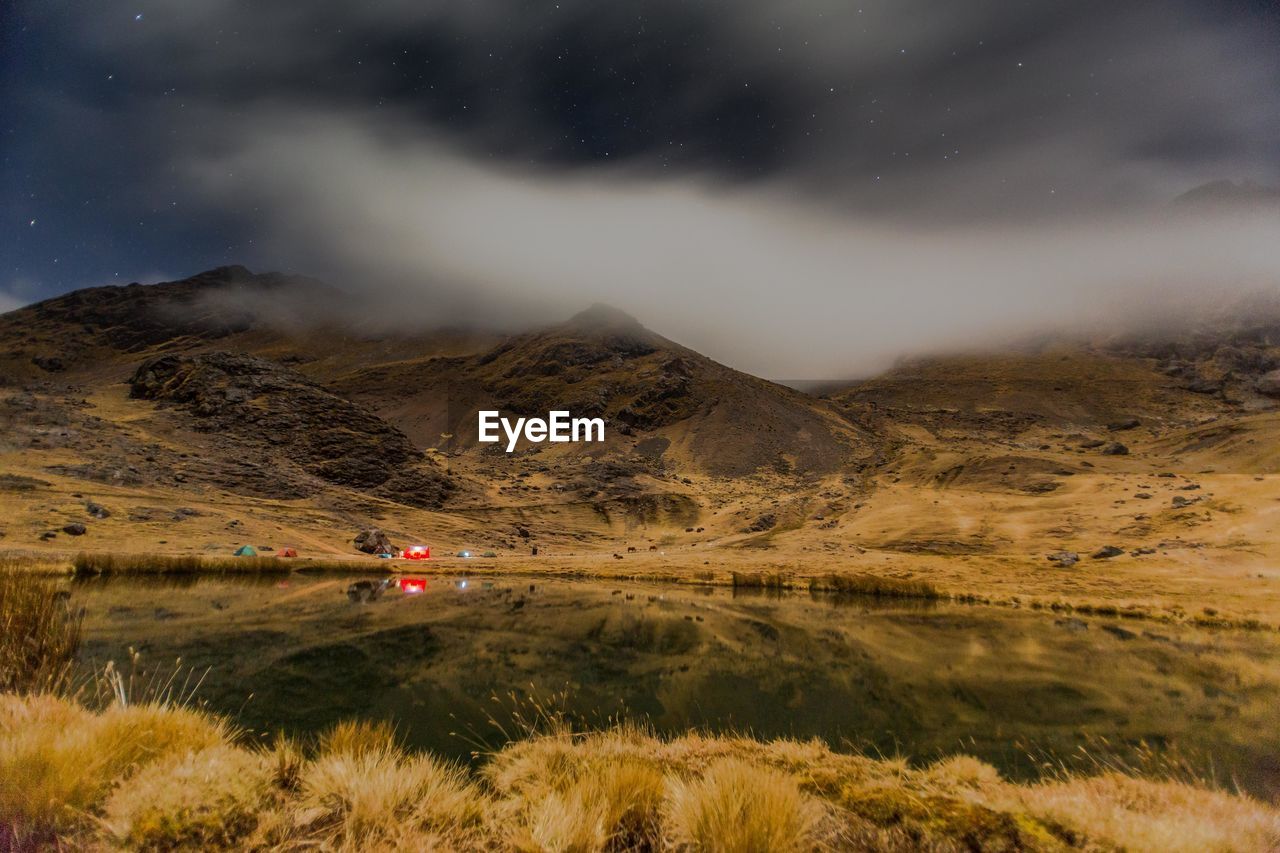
xmin=179 ymin=109 xmax=1280 ymax=378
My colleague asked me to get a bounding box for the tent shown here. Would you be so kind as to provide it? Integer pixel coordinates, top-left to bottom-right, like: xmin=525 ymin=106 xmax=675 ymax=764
xmin=278 ymin=548 xmax=298 ymax=558
xmin=233 ymin=545 xmax=258 ymax=557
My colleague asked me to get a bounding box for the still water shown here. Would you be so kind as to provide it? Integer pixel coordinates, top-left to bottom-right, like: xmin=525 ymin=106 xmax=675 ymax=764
xmin=67 ymin=572 xmax=1280 ymax=797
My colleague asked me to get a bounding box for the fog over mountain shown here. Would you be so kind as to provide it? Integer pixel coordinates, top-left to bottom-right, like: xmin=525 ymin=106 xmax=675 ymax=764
xmin=5 ymin=0 xmax=1280 ymax=375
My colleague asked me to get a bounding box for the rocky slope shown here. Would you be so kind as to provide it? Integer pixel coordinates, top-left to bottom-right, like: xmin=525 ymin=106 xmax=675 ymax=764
xmin=129 ymin=352 xmax=453 ymax=508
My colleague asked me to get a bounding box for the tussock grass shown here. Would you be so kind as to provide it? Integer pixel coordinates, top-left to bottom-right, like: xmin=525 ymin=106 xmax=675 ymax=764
xmin=71 ymin=551 xmax=374 ymax=576
xmin=101 ymin=744 xmax=272 ymax=850
xmin=730 ymin=570 xmax=792 ymax=589
xmin=0 ymin=693 xmax=232 ymax=840
xmin=664 ymin=757 xmax=825 ymax=851
xmin=809 ymin=571 xmax=940 ymax=599
xmin=289 ymin=732 xmax=483 ymax=849
xmin=3 ymin=696 xmax=1279 ymax=850
xmin=0 ymin=563 xmax=81 ymax=693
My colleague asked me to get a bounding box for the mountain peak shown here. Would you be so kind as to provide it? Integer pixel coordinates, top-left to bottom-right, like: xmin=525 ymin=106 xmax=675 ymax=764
xmin=1173 ymin=179 xmax=1280 ymax=211
xmin=565 ymin=303 xmax=643 ymax=332
xmin=201 ymin=264 xmax=255 ymax=281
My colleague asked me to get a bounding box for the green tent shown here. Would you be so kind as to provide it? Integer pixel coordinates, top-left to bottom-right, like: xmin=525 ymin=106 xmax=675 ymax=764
xmin=233 ymin=545 xmax=258 ymax=557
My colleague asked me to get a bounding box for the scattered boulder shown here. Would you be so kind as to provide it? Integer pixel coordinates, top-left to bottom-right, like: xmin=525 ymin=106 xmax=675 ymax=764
xmin=1133 ymin=493 xmax=1152 ymax=500
xmin=1046 ymin=551 xmax=1079 ymax=568
xmin=1055 ymin=617 xmax=1088 ymax=632
xmin=1172 ymin=495 xmax=1195 ymax=507
xmin=1101 ymin=442 xmax=1129 ymax=456
xmin=354 ymin=528 xmax=396 ymax=555
xmin=1078 ymin=439 xmax=1105 ymax=449
xmin=1255 ymin=369 xmax=1280 ymax=398
xmin=1091 ymin=545 xmax=1123 ymax=559
xmin=62 ymin=523 xmax=87 ymax=536
xmin=31 ymin=356 xmax=65 ymax=373
xmin=85 ymin=501 xmax=110 ymax=519
xmin=743 ymin=513 xmax=777 ymax=533
xmin=1107 ymin=418 xmax=1141 ymax=431
xmin=1183 ymin=377 xmax=1225 ymax=395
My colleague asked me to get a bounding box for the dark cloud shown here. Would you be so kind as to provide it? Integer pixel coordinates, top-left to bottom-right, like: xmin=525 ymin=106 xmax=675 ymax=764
xmin=23 ymin=0 xmax=1280 ymax=212
xmin=3 ymin=0 xmax=1280 ymax=375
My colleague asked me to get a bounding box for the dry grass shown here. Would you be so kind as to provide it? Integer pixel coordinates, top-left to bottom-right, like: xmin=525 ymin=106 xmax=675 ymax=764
xmin=808 ymin=572 xmax=940 ymax=599
xmin=70 ymin=551 xmax=376 ymax=575
xmin=2 ymin=696 xmax=1278 ymax=850
xmin=486 ymin=728 xmax=668 ymax=850
xmin=0 ymin=693 xmax=231 ymax=841
xmin=0 ymin=562 xmax=81 ymax=694
xmin=288 ymin=738 xmax=483 ymax=848
xmin=664 ymin=757 xmax=826 ymax=851
xmin=731 ymin=571 xmax=793 ymax=590
xmin=100 ymin=744 xmax=273 ymax=850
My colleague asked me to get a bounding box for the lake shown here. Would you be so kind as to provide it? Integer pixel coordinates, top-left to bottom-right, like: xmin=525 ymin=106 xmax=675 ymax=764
xmin=66 ymin=571 xmax=1280 ymax=798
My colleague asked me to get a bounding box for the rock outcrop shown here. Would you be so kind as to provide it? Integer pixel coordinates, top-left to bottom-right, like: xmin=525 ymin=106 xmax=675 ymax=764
xmin=130 ymin=352 xmax=452 ymax=507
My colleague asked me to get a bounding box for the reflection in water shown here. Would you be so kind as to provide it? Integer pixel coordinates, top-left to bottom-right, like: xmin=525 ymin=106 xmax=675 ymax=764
xmin=67 ymin=573 xmax=1280 ymax=798
xmin=808 ymin=589 xmax=940 ymax=612
xmin=70 ymin=572 xmax=285 ymax=591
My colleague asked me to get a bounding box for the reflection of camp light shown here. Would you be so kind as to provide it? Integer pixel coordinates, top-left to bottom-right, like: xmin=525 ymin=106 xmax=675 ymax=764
xmin=457 ymin=579 xmax=468 ymax=590
xmin=398 ymin=578 xmax=426 ymax=594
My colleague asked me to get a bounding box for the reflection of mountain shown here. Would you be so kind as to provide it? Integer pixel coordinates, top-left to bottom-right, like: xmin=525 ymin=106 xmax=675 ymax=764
xmin=1172 ymin=179 xmax=1280 ymax=212
xmin=72 ymin=576 xmax=1280 ymax=796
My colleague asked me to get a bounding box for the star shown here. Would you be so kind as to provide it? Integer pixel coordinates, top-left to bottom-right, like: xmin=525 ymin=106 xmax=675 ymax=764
xmin=134 ymin=13 xmax=143 ymax=21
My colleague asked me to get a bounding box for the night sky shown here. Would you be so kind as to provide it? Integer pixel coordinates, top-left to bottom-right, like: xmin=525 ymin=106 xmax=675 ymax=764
xmin=2 ymin=1 xmax=1280 ymax=374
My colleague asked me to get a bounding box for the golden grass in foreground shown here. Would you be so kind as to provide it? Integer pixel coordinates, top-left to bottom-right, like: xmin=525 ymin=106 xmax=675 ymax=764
xmin=2 ymin=696 xmax=1278 ymax=851
xmin=0 ymin=563 xmax=82 ymax=694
